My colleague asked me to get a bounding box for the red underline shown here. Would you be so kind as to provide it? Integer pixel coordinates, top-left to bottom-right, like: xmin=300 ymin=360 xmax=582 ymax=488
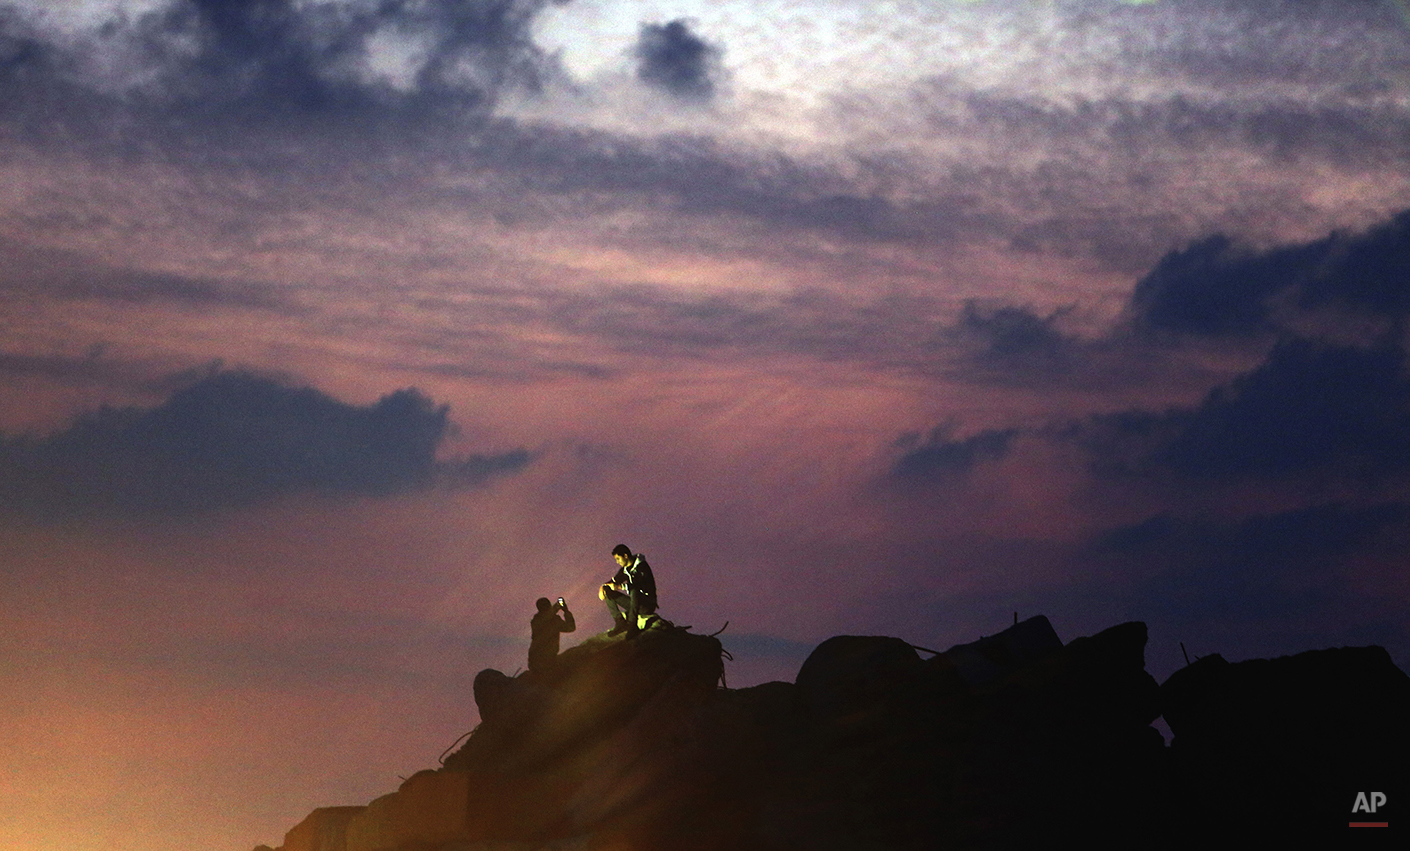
xmin=1348 ymin=822 xmax=1389 ymax=827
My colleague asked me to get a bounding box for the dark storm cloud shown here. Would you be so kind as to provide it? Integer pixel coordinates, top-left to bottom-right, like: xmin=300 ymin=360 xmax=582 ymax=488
xmin=958 ymin=302 xmax=1070 ymax=359
xmin=5 ymin=0 xmax=568 ymax=121
xmin=633 ymin=19 xmax=719 ymax=101
xmin=933 ymin=206 xmax=1410 ymax=398
xmin=0 ymin=371 xmax=530 ymax=517
xmin=1295 ymin=209 xmax=1410 ymax=314
xmin=1129 ymin=234 xmax=1295 ymax=336
xmin=952 ymin=300 xmax=1084 ymax=377
xmin=162 ymin=0 xmax=556 ymax=113
xmin=893 ymin=207 xmax=1410 ymax=489
xmin=892 ymin=427 xmax=1017 ymax=482
xmin=1097 ymin=502 xmax=1404 ymax=568
xmin=0 ymin=5 xmax=84 ymax=135
xmin=934 ymin=299 xmax=1191 ymax=393
xmin=1091 ymin=501 xmax=1408 ymax=645
xmin=1130 ymin=209 xmax=1410 ymax=336
xmin=152 ymin=0 xmax=351 ymax=100
xmin=1069 ymin=339 xmax=1410 ymax=484
xmin=0 ymin=4 xmax=54 ymax=80
xmin=1156 ymin=340 xmax=1410 ymax=479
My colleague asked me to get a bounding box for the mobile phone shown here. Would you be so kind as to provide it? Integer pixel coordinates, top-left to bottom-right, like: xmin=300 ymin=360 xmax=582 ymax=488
xmin=557 ymin=597 xmax=565 ymax=607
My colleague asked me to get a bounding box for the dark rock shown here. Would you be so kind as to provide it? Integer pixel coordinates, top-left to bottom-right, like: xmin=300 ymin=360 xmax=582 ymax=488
xmin=439 ymin=626 xmax=726 ymax=846
xmin=795 ymin=635 xmax=925 ymax=733
xmin=1162 ymin=646 xmax=1410 ymax=838
xmin=752 ymin=620 xmax=1166 ymax=850
xmin=1053 ymin=620 xmax=1163 ymax=730
xmin=471 ymin=668 xmax=513 ymax=725
xmin=342 ymin=770 xmax=478 ymax=851
xmin=954 ymin=621 xmax=1167 ymax=847
xmin=280 ymin=806 xmax=364 ymax=851
xmin=933 ymin=614 xmax=1063 ymax=688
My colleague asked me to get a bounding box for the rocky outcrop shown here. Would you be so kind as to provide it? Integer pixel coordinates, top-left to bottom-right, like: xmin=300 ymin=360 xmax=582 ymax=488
xmin=765 ymin=618 xmax=1164 ymax=849
xmin=281 ymin=807 xmax=363 ymax=851
xmin=930 ymin=613 xmax=1064 ymax=689
xmin=262 ymin=618 xmax=1407 ymax=850
xmin=1161 ymin=646 xmax=1410 ymax=838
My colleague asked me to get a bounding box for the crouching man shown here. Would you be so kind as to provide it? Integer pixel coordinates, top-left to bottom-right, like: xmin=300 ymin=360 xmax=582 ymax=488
xmin=599 ymin=543 xmax=656 ymax=639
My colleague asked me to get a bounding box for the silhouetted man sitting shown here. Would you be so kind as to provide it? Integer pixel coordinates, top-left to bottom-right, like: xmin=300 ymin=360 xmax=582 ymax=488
xmin=528 ymin=596 xmax=576 ymax=674
xmin=599 ymin=544 xmax=656 ymax=639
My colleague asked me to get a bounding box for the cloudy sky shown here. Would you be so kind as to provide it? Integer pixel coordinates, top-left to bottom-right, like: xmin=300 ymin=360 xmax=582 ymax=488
xmin=3 ymin=1 xmax=1410 ymax=848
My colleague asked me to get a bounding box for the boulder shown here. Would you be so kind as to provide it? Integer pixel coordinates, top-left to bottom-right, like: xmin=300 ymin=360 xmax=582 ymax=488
xmin=795 ymin=635 xmax=925 ymax=732
xmin=281 ymin=806 xmax=364 ymax=851
xmin=472 ymin=668 xmax=514 ymax=725
xmin=440 ymin=626 xmax=726 ymax=845
xmin=934 ymin=614 xmax=1063 ymax=688
xmin=453 ymin=626 xmax=723 ymax=773
xmin=1161 ymin=646 xmax=1410 ymax=837
xmin=343 ymin=770 xmax=477 ymax=851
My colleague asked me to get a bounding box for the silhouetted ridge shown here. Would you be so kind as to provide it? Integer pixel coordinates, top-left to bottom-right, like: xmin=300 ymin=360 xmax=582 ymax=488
xmin=263 ymin=617 xmax=1408 ymax=850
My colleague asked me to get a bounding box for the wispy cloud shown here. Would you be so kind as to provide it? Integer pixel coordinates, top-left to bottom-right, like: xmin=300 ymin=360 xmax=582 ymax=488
xmin=5 ymin=0 xmax=1407 ymax=280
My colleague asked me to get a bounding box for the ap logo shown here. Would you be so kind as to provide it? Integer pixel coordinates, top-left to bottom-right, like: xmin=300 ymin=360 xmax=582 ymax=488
xmin=1350 ymin=791 xmax=1389 ymax=828
xmin=1353 ymin=792 xmax=1387 ymax=813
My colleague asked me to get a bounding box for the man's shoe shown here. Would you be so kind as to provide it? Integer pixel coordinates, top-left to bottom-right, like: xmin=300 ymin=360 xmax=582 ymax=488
xmin=607 ymin=618 xmax=627 ymax=636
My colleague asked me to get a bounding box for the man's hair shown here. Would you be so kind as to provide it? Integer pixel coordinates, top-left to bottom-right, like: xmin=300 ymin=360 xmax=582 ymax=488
xmin=536 ymin=597 xmax=553 ymax=611
xmin=611 ymin=543 xmax=632 ymax=558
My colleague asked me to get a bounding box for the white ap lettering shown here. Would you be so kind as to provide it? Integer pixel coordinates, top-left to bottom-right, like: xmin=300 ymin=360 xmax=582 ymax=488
xmin=1352 ymin=792 xmax=1387 ymax=813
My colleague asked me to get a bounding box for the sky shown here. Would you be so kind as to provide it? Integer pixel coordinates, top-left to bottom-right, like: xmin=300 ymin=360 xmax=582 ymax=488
xmin=2 ymin=1 xmax=1409 ymax=848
